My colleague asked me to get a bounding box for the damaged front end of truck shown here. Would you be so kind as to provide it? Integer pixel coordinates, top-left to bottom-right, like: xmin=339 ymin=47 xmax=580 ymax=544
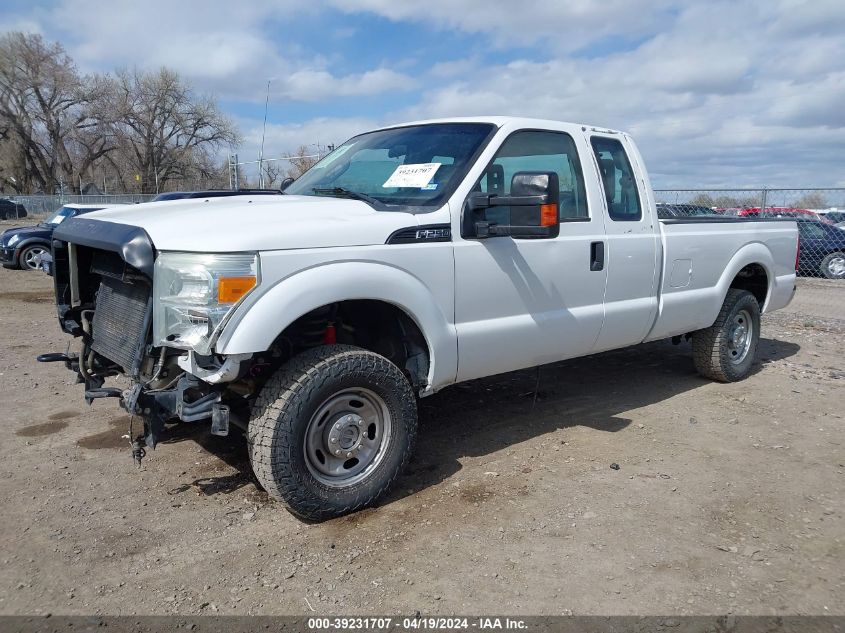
xmin=39 ymin=218 xmax=260 ymax=464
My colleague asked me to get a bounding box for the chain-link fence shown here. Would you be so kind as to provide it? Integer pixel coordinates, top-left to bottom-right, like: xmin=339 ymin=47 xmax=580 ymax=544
xmin=3 ymin=188 xmax=844 ymax=281
xmin=0 ymin=194 xmax=157 ymax=220
xmin=654 ymin=189 xmax=845 ymax=280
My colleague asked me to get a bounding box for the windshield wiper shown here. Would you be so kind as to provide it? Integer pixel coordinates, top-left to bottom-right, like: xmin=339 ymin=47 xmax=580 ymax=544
xmin=312 ymin=187 xmax=381 ymax=207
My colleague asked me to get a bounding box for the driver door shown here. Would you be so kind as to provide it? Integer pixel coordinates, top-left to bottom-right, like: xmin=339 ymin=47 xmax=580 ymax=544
xmin=453 ymin=129 xmax=609 ymax=382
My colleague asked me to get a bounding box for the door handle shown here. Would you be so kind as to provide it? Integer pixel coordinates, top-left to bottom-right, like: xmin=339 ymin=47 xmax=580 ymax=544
xmin=590 ymin=241 xmax=605 ymax=271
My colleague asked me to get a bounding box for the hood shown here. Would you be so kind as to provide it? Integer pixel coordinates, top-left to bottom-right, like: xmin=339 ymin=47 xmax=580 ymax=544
xmin=83 ymin=194 xmax=423 ymax=252
xmin=1 ymin=224 xmax=50 ymax=244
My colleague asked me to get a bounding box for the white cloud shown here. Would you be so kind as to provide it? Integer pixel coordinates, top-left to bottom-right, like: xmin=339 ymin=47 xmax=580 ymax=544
xmin=277 ymin=68 xmax=415 ymax=100
xmin=383 ymin=0 xmax=845 ymax=186
xmin=2 ymin=0 xmax=844 ymax=187
xmin=331 ymin=0 xmax=676 ymax=50
xmin=243 ymin=116 xmax=378 ymax=152
xmin=233 ymin=116 xmax=379 ymax=181
xmin=4 ymin=0 xmax=412 ymax=102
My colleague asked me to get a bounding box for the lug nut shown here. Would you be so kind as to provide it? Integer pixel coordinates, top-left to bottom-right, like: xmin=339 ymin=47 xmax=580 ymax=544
xmin=330 ymin=438 xmax=337 ymax=443
xmin=335 ymin=450 xmax=341 ymax=456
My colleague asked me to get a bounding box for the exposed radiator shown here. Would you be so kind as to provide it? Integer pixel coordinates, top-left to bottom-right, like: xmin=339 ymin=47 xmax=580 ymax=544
xmin=90 ymin=276 xmax=151 ymax=373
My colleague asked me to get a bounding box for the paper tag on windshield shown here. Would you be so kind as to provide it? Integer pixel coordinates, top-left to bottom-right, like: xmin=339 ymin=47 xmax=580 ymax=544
xmin=383 ymin=163 xmax=441 ymax=188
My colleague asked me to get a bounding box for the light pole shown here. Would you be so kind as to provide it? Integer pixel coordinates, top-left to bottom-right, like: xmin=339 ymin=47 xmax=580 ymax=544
xmin=258 ymin=79 xmax=271 ymax=189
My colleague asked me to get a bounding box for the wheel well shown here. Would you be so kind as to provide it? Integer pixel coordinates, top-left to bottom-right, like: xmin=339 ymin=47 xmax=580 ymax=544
xmin=267 ymin=300 xmax=430 ymax=389
xmin=729 ymin=264 xmax=768 ymax=307
xmin=19 ymin=240 xmax=50 ymax=253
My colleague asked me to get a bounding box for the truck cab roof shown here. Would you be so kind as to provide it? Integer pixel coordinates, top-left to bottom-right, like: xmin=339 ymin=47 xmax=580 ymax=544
xmin=376 ymin=116 xmax=623 ymax=135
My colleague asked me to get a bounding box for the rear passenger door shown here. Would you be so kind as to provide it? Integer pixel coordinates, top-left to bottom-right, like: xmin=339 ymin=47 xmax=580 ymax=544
xmin=587 ymin=134 xmax=660 ymax=351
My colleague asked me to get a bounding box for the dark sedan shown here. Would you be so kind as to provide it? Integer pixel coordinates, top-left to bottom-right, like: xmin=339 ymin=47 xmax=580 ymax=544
xmin=0 ymin=203 xmax=113 ymax=270
xmin=656 ymin=203 xmax=717 ymax=218
xmin=0 ymin=198 xmax=27 ymax=220
xmin=797 ymin=219 xmax=845 ymax=279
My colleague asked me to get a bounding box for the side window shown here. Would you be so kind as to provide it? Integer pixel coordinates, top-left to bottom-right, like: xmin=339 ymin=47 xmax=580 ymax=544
xmin=590 ymin=137 xmax=641 ymax=221
xmin=798 ymin=223 xmax=825 ymax=239
xmin=476 ymin=130 xmax=588 ymax=221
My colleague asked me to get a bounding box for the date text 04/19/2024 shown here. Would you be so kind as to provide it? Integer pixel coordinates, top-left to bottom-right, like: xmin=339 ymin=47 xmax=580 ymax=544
xmin=307 ymin=617 xmax=527 ymax=630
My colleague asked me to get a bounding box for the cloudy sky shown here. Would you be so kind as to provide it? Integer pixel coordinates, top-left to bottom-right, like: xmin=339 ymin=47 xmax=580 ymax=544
xmin=3 ymin=0 xmax=845 ymax=188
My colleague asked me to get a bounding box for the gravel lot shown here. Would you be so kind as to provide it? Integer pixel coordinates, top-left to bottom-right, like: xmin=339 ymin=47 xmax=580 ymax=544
xmin=0 ymin=232 xmax=842 ymax=616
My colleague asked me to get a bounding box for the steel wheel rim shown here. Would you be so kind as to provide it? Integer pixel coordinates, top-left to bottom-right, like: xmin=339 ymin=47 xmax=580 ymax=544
xmin=727 ymin=308 xmax=753 ymax=364
xmin=303 ymin=387 xmax=392 ymax=488
xmin=828 ymin=256 xmax=845 ymax=277
xmin=22 ymin=246 xmax=46 ymax=270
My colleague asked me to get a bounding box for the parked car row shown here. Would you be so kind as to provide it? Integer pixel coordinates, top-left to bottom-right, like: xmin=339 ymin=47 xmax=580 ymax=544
xmin=4 ymin=190 xmax=843 ymax=280
xmin=1 ymin=190 xmax=284 ymax=271
xmin=655 ymin=204 xmax=844 ymax=279
xmin=796 ymin=219 xmax=845 ymax=279
xmin=1 ymin=204 xmax=113 ymax=270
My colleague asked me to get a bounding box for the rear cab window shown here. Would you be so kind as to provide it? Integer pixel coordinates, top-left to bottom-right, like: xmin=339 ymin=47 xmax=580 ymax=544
xmin=590 ymin=137 xmax=641 ymax=221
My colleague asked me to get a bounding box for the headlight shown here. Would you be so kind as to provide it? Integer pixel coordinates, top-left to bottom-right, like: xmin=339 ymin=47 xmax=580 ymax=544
xmin=7 ymin=234 xmax=20 ymax=246
xmin=153 ymin=252 xmax=259 ymax=355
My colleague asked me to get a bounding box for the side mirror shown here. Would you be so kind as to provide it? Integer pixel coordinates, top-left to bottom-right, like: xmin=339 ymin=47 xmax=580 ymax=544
xmin=280 ymin=177 xmax=295 ymax=192
xmin=463 ymin=171 xmax=560 ymax=239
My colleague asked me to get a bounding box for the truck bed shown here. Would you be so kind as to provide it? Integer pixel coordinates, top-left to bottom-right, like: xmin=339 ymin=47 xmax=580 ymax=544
xmin=645 ymin=217 xmax=798 ymax=341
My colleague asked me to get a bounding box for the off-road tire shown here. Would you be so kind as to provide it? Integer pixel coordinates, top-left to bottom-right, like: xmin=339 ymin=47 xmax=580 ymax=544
xmin=692 ymin=289 xmax=761 ymax=382
xmin=248 ymin=344 xmax=417 ymax=521
xmin=820 ymin=252 xmax=845 ymax=279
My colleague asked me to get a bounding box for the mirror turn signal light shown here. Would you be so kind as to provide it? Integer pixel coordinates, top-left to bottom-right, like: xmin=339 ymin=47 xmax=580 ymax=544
xmin=218 ymin=276 xmax=257 ymax=303
xmin=540 ymin=203 xmax=558 ymax=227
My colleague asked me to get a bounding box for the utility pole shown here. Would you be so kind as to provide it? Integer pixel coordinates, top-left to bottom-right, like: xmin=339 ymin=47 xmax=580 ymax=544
xmin=230 ymin=153 xmax=240 ymax=190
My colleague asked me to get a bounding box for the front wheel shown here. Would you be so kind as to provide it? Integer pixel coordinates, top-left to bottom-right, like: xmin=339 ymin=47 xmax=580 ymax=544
xmin=248 ymin=345 xmax=417 ymax=521
xmin=820 ymin=252 xmax=845 ymax=279
xmin=19 ymin=244 xmax=48 ymax=271
xmin=692 ymin=289 xmax=761 ymax=382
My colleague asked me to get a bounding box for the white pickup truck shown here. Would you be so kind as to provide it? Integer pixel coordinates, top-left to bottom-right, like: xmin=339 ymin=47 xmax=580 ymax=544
xmin=42 ymin=117 xmax=798 ymax=520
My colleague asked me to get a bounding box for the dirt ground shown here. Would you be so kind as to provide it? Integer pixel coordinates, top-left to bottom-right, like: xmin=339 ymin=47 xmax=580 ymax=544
xmin=0 ymin=231 xmax=842 ymax=616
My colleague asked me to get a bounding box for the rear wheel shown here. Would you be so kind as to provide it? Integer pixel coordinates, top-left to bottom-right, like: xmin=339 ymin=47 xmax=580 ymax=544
xmin=692 ymin=289 xmax=760 ymax=382
xmin=248 ymin=344 xmax=417 ymax=521
xmin=820 ymin=252 xmax=845 ymax=279
xmin=19 ymin=244 xmax=48 ymax=271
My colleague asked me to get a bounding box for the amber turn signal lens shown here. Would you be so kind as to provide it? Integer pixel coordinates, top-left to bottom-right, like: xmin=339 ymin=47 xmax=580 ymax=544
xmin=218 ymin=276 xmax=256 ymax=303
xmin=540 ymin=203 xmax=557 ymax=227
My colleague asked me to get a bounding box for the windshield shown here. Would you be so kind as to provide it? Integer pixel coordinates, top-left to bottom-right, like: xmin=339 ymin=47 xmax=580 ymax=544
xmin=44 ymin=206 xmax=103 ymax=224
xmin=286 ymin=123 xmax=496 ymax=207
xmin=44 ymin=206 xmax=77 ymax=225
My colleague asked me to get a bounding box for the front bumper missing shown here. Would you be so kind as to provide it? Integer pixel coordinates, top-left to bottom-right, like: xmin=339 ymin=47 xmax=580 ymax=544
xmin=123 ymin=375 xmax=228 ymax=448
xmin=37 ymin=350 xmax=229 ymax=449
xmin=44 ymin=218 xmax=239 ymax=459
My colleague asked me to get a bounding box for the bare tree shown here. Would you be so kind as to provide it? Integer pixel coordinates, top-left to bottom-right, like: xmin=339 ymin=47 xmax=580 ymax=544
xmin=284 ymin=144 xmax=320 ymax=179
xmin=262 ymin=161 xmax=283 ymax=188
xmin=793 ymin=192 xmax=828 ymax=209
xmin=0 ymin=32 xmax=115 ymax=193
xmin=104 ymin=67 xmax=239 ymax=193
xmin=689 ymin=193 xmax=715 ymax=207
